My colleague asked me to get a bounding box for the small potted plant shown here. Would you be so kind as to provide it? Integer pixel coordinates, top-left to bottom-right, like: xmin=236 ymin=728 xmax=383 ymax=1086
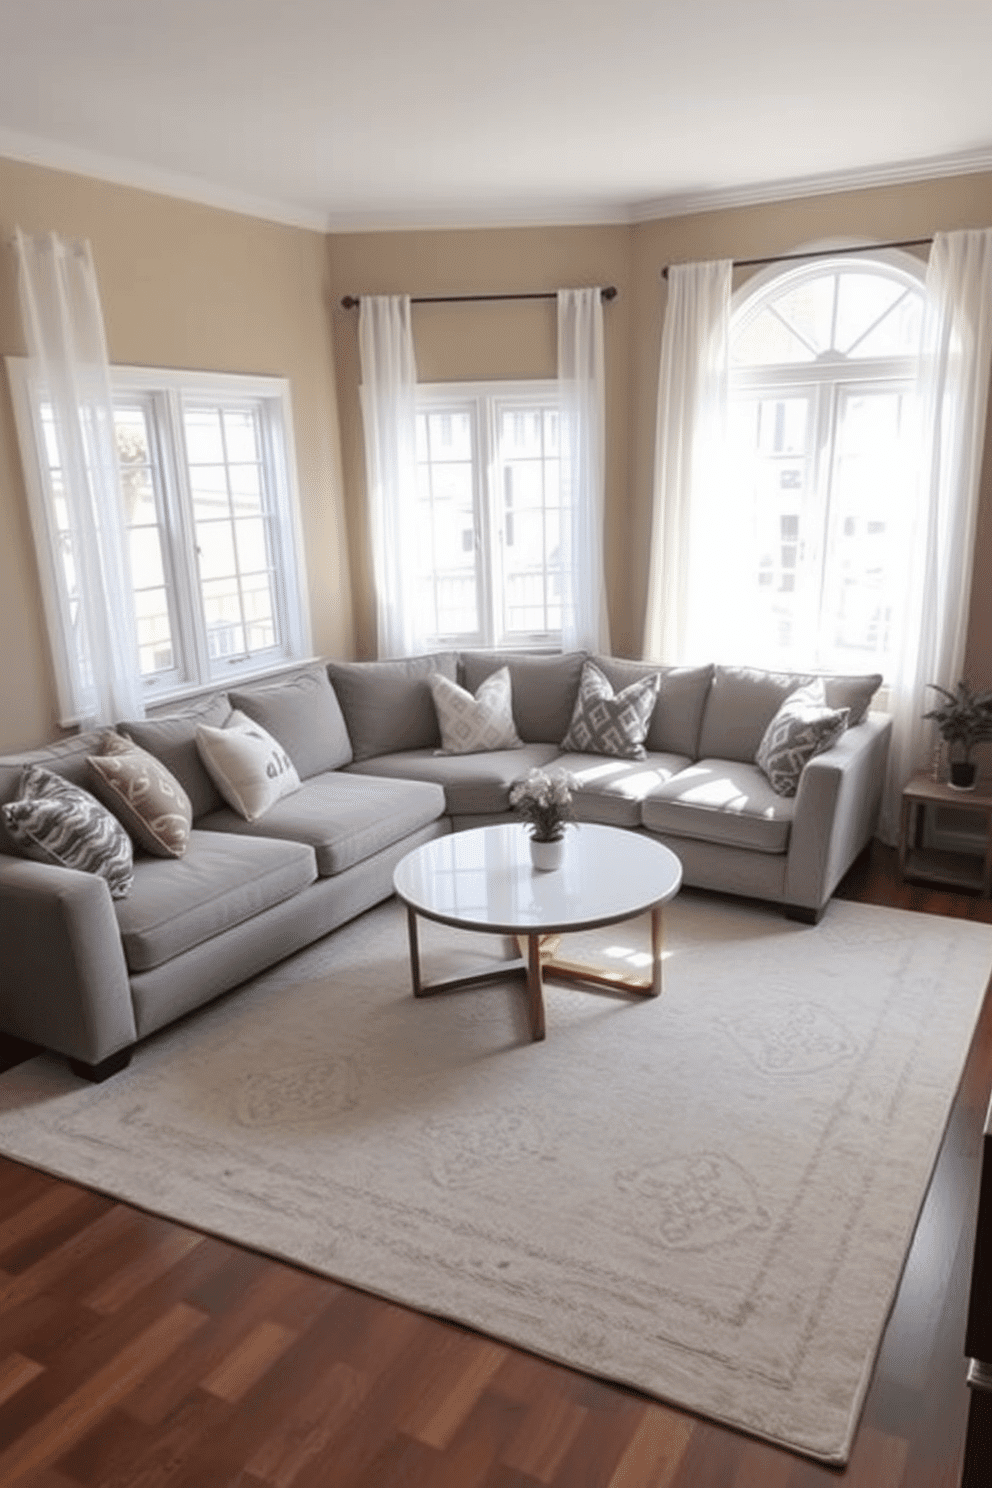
xmin=923 ymin=680 xmax=992 ymax=790
xmin=509 ymin=766 xmax=577 ymax=870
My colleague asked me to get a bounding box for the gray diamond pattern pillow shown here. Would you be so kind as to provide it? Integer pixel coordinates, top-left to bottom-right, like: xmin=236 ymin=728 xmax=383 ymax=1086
xmin=1 ymin=763 xmax=134 ymax=897
xmin=561 ymin=660 xmax=660 ymax=759
xmin=755 ymin=679 xmax=849 ymax=797
xmin=429 ymin=666 xmax=523 ymax=755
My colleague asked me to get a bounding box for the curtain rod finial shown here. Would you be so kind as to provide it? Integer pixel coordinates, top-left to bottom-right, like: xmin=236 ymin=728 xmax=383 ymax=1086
xmin=341 ymin=294 xmax=360 ymax=309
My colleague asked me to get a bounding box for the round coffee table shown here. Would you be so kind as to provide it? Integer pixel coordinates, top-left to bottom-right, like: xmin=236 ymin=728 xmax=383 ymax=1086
xmin=393 ymin=822 xmax=682 ymax=1041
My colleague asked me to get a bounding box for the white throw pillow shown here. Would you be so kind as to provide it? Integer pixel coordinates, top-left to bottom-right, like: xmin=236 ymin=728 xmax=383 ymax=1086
xmin=429 ymin=666 xmax=523 ymax=755
xmin=195 ymin=709 xmax=301 ymax=821
xmin=755 ymin=679 xmax=849 ymax=797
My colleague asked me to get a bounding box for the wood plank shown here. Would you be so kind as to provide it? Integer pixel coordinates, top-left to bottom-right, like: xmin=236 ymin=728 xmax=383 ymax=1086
xmin=0 ymin=841 xmax=983 ymax=1486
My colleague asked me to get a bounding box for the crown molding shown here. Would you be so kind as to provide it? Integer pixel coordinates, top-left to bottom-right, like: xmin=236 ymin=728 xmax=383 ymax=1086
xmin=3 ymin=124 xmax=992 ymax=237
xmin=0 ymin=126 xmax=329 ymax=233
xmin=629 ymin=146 xmax=992 ymax=223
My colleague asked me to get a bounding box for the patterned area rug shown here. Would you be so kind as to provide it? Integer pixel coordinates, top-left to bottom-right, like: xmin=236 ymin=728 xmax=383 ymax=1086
xmin=0 ymin=893 xmax=989 ymax=1464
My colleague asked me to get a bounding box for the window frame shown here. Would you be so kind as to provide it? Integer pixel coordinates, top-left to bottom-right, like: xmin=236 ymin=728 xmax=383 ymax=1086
xmin=415 ymin=378 xmax=563 ymax=652
xmin=7 ymin=359 xmax=313 ymax=716
xmin=725 ymin=251 xmax=927 ymax=676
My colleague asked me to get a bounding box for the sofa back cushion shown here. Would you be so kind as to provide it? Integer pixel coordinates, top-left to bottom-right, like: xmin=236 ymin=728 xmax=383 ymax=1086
xmin=697 ymin=666 xmax=882 ymax=763
xmin=590 ymin=658 xmax=714 ymax=757
xmin=458 ymin=650 xmax=587 ymax=744
xmin=121 ymin=692 xmax=231 ymax=820
xmin=229 ymin=665 xmax=353 ymax=778
xmin=326 ymin=652 xmax=459 ymax=762
xmin=0 ymin=730 xmax=109 ymax=853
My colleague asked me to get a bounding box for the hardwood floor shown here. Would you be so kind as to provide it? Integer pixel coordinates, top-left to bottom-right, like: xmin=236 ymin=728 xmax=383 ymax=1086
xmin=0 ymin=842 xmax=989 ymax=1486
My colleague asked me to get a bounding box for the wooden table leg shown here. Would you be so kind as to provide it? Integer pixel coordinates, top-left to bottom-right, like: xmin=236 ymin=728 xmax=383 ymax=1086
xmin=406 ymin=906 xmax=423 ymax=997
xmin=650 ymin=904 xmax=664 ymax=997
xmin=525 ymin=933 xmax=547 ymax=1042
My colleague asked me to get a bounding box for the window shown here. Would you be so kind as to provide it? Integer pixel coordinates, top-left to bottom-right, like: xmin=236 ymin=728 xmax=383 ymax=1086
xmin=414 ymin=381 xmax=563 ymax=649
xmin=8 ymin=364 xmax=310 ymax=708
xmin=726 ymin=256 xmax=926 ymax=674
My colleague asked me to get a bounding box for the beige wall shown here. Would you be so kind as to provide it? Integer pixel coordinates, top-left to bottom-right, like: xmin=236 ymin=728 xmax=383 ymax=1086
xmin=328 ymin=174 xmax=992 ymax=673
xmin=627 ymin=172 xmax=992 ymax=677
xmin=326 ymin=225 xmax=633 ymax=658
xmin=0 ymin=156 xmax=353 ymax=753
xmin=2 ymin=152 xmax=991 ymax=754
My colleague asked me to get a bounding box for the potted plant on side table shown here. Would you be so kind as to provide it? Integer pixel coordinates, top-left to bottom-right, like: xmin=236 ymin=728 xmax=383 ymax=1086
xmin=924 ymin=680 xmax=992 ymax=790
xmin=509 ymin=766 xmax=577 ymax=870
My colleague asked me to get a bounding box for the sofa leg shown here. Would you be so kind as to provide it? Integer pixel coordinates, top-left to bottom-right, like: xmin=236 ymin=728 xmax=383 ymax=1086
xmin=68 ymin=1048 xmax=132 ymax=1083
xmin=784 ymin=904 xmax=824 ymax=926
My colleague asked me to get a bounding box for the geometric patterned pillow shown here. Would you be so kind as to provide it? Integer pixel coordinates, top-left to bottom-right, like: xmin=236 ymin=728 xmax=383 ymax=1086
xmin=429 ymin=666 xmax=523 ymax=755
xmin=755 ymin=679 xmax=849 ymax=797
xmin=87 ymin=731 xmax=193 ymax=858
xmin=560 ymin=659 xmax=660 ymax=760
xmin=0 ymin=763 xmax=134 ymax=898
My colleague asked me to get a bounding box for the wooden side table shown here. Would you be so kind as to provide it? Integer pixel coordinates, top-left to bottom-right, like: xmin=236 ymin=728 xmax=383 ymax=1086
xmin=898 ymin=772 xmax=992 ymax=895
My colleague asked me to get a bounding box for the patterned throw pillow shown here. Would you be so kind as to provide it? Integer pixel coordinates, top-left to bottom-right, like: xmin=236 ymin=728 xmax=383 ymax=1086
xmin=195 ymin=709 xmax=301 ymax=822
xmin=429 ymin=667 xmax=523 ymax=755
xmin=88 ymin=732 xmax=193 ymax=858
xmin=1 ymin=764 xmax=134 ymax=898
xmin=755 ymin=679 xmax=849 ymax=797
xmin=560 ymin=660 xmax=661 ymax=760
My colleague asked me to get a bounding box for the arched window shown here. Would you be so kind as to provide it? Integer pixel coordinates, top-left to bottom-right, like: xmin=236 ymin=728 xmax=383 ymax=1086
xmin=726 ymin=254 xmax=926 ymax=674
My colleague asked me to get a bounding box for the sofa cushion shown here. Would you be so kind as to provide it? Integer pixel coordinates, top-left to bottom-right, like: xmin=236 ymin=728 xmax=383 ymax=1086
xmin=2 ymin=764 xmax=135 ymax=898
xmin=459 ymin=651 xmax=587 ymax=744
xmin=196 ymin=709 xmax=301 ymax=822
xmin=591 ymin=658 xmax=714 ymax=758
xmin=561 ymin=660 xmax=659 ymax=759
xmin=641 ymin=759 xmax=795 ymax=854
xmin=429 ymin=667 xmax=523 ymax=755
xmin=755 ymin=680 xmax=849 ymax=797
xmin=87 ymin=732 xmax=193 ymax=858
xmin=230 ymin=666 xmax=353 ymax=778
xmin=115 ymin=830 xmax=317 ymax=973
xmin=346 ymin=742 xmax=561 ymax=816
xmin=555 ymin=750 xmax=693 ymax=828
xmin=122 ymin=693 xmax=231 ymax=820
xmin=0 ymin=730 xmax=109 ymax=852
xmin=326 ymin=652 xmax=459 ymax=761
xmin=697 ymin=665 xmax=881 ymax=763
xmin=197 ymin=772 xmax=446 ymax=877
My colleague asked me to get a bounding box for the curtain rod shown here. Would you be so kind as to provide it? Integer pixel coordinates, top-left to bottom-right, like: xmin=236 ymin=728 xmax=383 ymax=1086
xmin=340 ymin=285 xmax=617 ymax=309
xmin=660 ymin=237 xmax=933 ymax=280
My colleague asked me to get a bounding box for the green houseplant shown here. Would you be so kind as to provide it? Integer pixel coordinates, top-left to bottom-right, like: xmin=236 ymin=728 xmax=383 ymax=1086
xmin=509 ymin=766 xmax=577 ymax=870
xmin=923 ymin=680 xmax=992 ymax=790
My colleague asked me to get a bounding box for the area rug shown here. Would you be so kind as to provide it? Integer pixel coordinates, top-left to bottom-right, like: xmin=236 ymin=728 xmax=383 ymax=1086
xmin=0 ymin=894 xmax=990 ymax=1465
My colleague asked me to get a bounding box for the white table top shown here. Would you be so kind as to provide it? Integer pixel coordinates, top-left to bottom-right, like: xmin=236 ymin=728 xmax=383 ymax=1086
xmin=393 ymin=823 xmax=682 ymax=936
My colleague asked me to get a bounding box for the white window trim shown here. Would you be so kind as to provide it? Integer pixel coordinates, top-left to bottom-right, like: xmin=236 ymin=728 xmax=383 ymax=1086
xmin=7 ymin=358 xmax=314 ymax=715
xmin=416 ymin=378 xmax=562 ymax=652
xmin=722 ymin=251 xmax=927 ymax=681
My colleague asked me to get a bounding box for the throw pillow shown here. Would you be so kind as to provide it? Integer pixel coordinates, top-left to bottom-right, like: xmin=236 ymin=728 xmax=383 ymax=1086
xmin=429 ymin=666 xmax=523 ymax=755
xmin=755 ymin=679 xmax=849 ymax=797
xmin=195 ymin=709 xmax=301 ymax=822
xmin=87 ymin=732 xmax=193 ymax=859
xmin=560 ymin=660 xmax=661 ymax=760
xmin=1 ymin=764 xmax=134 ymax=898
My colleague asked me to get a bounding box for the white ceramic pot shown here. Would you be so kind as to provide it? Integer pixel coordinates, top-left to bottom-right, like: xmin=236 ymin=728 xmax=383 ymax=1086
xmin=530 ymin=836 xmax=564 ymax=871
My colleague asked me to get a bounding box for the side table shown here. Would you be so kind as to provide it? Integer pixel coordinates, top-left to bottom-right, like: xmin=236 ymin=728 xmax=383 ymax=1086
xmin=898 ymin=772 xmax=992 ymax=895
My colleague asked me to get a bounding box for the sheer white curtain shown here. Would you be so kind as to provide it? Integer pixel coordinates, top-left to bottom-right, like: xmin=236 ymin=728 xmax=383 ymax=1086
xmin=643 ymin=260 xmax=732 ymax=662
xmin=558 ymin=288 xmax=610 ymax=652
xmin=880 ymin=227 xmax=992 ymax=841
xmin=357 ymin=295 xmax=423 ymax=659
xmin=15 ymin=229 xmax=144 ymax=725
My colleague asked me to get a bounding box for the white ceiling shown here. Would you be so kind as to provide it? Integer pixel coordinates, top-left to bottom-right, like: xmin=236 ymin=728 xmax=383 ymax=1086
xmin=2 ymin=0 xmax=992 ymax=232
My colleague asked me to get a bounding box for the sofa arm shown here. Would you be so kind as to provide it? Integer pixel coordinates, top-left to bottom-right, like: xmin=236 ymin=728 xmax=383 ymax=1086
xmin=0 ymin=855 xmax=137 ymax=1065
xmin=784 ymin=714 xmax=893 ymax=915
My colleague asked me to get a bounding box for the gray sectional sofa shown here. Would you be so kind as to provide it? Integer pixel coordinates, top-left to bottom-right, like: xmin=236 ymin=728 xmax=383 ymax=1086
xmin=0 ymin=650 xmax=891 ymax=1079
